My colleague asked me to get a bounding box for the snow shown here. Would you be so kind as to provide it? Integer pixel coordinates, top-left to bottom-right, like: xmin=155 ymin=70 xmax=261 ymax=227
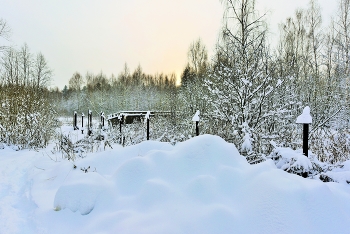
xmin=144 ymin=111 xmax=151 ymax=123
xmin=271 ymin=146 xmax=313 ymax=173
xmin=323 ymin=160 xmax=350 ymax=184
xmin=296 ymin=106 xmax=312 ymax=124
xmin=241 ymin=122 xmax=253 ymax=153
xmin=1 ymin=133 xmax=350 ymax=233
xmin=276 ymin=78 xmax=282 ymax=86
xmin=192 ymin=110 xmax=200 ymax=122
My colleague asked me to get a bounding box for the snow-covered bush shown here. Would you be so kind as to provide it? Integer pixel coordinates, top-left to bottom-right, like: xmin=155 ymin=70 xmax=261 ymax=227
xmin=0 ymin=45 xmax=56 ymax=149
xmin=116 ymin=115 xmax=194 ymax=146
xmin=319 ymin=160 xmax=350 ymax=184
xmin=267 ymin=142 xmax=345 ymax=179
xmin=269 ymin=146 xmax=313 ymax=175
xmin=54 ymin=131 xmax=112 ymax=161
xmin=0 ymin=86 xmax=57 ymax=149
xmin=310 ymin=128 xmax=350 ymax=164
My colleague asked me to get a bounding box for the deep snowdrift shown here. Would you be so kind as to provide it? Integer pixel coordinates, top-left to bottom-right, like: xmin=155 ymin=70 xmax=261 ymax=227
xmin=1 ymin=134 xmax=350 ymax=233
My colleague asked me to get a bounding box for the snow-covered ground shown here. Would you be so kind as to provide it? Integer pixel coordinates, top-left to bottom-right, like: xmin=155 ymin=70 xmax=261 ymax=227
xmin=1 ymin=126 xmax=350 ymax=233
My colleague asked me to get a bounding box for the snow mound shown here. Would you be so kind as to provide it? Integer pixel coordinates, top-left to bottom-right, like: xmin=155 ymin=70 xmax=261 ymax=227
xmin=54 ymin=172 xmax=109 ymax=215
xmin=3 ymin=134 xmax=350 ymax=233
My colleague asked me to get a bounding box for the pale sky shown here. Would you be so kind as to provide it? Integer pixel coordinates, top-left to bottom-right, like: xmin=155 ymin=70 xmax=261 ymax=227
xmin=0 ymin=0 xmax=338 ymax=89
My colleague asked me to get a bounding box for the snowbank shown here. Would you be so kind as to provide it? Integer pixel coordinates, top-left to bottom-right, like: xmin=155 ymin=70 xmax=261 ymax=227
xmin=1 ymin=134 xmax=350 ymax=233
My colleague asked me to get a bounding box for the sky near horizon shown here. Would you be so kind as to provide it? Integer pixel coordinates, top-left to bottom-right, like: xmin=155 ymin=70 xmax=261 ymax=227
xmin=0 ymin=0 xmax=338 ymax=89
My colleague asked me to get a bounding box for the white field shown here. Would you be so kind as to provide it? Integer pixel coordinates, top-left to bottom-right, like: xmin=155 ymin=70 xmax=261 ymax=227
xmin=0 ymin=125 xmax=350 ymax=233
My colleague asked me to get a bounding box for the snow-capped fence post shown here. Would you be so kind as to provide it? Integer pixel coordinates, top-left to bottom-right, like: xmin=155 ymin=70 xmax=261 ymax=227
xmin=88 ymin=110 xmax=92 ymax=136
xmin=192 ymin=110 xmax=200 ymax=136
xmin=119 ymin=114 xmax=124 ymax=144
xmin=145 ymin=111 xmax=150 ymax=140
xmin=73 ymin=111 xmax=78 ymax=130
xmin=100 ymin=112 xmax=105 ymax=129
xmin=296 ymin=106 xmax=312 ymax=158
xmin=87 ymin=111 xmax=89 ymax=135
xmin=81 ymin=113 xmax=85 ymax=134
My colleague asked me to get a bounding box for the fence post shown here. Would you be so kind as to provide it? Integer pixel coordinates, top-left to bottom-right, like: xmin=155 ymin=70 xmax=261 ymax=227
xmin=87 ymin=110 xmax=89 ymax=135
xmin=81 ymin=113 xmax=84 ymax=134
xmin=88 ymin=110 xmax=92 ymax=136
xmin=73 ymin=111 xmax=78 ymax=130
xmin=296 ymin=106 xmax=312 ymax=178
xmin=303 ymin=124 xmax=309 ymax=157
xmin=192 ymin=110 xmax=200 ymax=136
xmin=119 ymin=114 xmax=124 ymax=144
xmin=145 ymin=111 xmax=150 ymax=140
xmin=102 ymin=112 xmax=105 ymax=128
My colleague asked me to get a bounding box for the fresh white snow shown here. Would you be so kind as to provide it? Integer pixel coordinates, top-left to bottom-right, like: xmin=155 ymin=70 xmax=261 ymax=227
xmin=1 ymin=130 xmax=350 ymax=233
xmin=192 ymin=110 xmax=200 ymax=122
xmin=296 ymin=106 xmax=312 ymax=124
xmin=144 ymin=111 xmax=151 ymax=123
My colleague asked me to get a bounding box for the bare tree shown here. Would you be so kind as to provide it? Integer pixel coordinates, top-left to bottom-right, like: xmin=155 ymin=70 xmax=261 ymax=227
xmin=19 ymin=43 xmax=32 ymax=86
xmin=69 ymin=72 xmax=84 ymax=91
xmin=307 ymin=0 xmax=323 ymax=77
xmin=187 ymin=38 xmax=208 ymax=76
xmin=32 ymin=52 xmax=52 ymax=90
xmin=0 ymin=18 xmax=11 ymax=53
xmin=335 ymin=0 xmax=350 ymax=75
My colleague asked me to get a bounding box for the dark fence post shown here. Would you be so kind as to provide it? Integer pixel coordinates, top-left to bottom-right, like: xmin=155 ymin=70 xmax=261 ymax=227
xmin=296 ymin=106 xmax=312 ymax=178
xmin=81 ymin=113 xmax=84 ymax=134
xmin=102 ymin=112 xmax=105 ymax=128
xmin=87 ymin=110 xmax=90 ymax=135
xmin=147 ymin=118 xmax=150 ymax=140
xmin=90 ymin=111 xmax=92 ymax=128
xmin=88 ymin=110 xmax=92 ymax=136
xmin=73 ymin=111 xmax=78 ymax=130
xmin=119 ymin=114 xmax=124 ymax=144
xmin=192 ymin=110 xmax=200 ymax=137
xmin=303 ymin=124 xmax=309 ymax=157
xmin=145 ymin=111 xmax=150 ymax=140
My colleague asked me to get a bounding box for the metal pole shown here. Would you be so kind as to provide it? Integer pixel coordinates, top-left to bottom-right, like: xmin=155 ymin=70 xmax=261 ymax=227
xmin=119 ymin=115 xmax=123 ymax=144
xmin=87 ymin=111 xmax=89 ymax=135
xmin=81 ymin=114 xmax=84 ymax=134
xmin=303 ymin=124 xmax=309 ymax=157
xmin=88 ymin=110 xmax=91 ymax=136
xmin=119 ymin=115 xmax=122 ymax=134
xmin=100 ymin=112 xmax=102 ymax=129
xmin=147 ymin=118 xmax=149 ymax=140
xmin=89 ymin=111 xmax=92 ymax=135
xmin=302 ymin=123 xmax=309 ymax=178
xmin=90 ymin=112 xmax=92 ymax=129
